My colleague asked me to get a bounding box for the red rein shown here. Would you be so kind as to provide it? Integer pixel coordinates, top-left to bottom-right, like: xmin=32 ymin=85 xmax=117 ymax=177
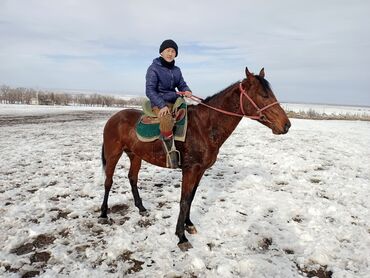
xmin=178 ymin=83 xmax=279 ymax=122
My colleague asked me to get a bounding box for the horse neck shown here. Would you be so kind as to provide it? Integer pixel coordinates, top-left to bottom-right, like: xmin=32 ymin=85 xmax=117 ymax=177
xmin=201 ymin=83 xmax=243 ymax=146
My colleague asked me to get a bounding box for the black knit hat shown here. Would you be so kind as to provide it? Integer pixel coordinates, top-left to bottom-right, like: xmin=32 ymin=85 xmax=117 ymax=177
xmin=159 ymin=39 xmax=178 ymax=57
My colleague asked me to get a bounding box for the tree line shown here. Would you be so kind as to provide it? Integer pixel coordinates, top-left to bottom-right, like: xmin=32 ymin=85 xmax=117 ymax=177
xmin=0 ymin=85 xmax=145 ymax=107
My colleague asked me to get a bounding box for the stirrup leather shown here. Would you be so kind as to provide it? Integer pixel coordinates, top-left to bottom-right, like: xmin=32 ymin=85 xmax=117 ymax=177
xmin=162 ymin=137 xmax=181 ymax=168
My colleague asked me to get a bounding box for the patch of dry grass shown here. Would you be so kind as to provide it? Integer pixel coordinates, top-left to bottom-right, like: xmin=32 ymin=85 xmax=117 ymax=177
xmin=286 ymin=109 xmax=370 ymax=121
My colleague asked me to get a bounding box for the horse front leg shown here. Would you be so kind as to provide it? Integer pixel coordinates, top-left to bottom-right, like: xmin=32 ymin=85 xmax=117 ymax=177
xmin=184 ymin=187 xmax=198 ymax=234
xmin=184 ymin=169 xmax=205 ymax=235
xmin=176 ymin=167 xmax=205 ymax=251
xmin=176 ymin=195 xmax=193 ymax=251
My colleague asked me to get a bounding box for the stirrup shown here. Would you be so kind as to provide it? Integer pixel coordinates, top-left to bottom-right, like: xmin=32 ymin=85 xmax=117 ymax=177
xmin=162 ymin=137 xmax=181 ymax=168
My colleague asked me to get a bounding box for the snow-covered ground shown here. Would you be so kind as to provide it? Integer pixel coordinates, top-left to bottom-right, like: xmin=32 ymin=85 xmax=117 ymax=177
xmin=0 ymin=105 xmax=369 ymax=277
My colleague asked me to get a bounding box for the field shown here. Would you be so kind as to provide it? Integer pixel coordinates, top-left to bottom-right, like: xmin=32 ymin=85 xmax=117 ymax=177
xmin=0 ymin=104 xmax=369 ymax=277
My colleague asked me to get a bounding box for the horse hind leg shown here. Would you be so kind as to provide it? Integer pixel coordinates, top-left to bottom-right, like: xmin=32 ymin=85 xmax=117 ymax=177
xmin=100 ymin=145 xmax=123 ymax=218
xmin=127 ymin=152 xmax=147 ymax=214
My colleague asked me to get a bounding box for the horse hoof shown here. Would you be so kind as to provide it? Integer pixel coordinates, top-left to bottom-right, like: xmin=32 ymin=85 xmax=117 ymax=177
xmin=139 ymin=210 xmax=149 ymax=216
xmin=185 ymin=225 xmax=198 ymax=234
xmin=139 ymin=207 xmax=149 ymax=216
xmin=178 ymin=241 xmax=193 ymax=252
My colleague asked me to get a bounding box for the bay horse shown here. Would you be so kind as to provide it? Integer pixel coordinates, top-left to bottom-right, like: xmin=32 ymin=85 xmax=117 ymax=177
xmin=100 ymin=67 xmax=291 ymax=251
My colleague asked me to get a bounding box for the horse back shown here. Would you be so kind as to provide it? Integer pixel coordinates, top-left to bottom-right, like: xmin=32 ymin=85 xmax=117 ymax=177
xmin=104 ymin=108 xmax=142 ymax=141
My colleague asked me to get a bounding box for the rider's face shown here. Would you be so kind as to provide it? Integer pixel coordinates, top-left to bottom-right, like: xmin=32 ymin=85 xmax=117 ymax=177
xmin=160 ymin=48 xmax=176 ymax=62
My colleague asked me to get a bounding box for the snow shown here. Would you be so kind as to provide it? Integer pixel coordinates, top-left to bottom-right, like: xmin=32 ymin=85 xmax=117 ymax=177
xmin=0 ymin=104 xmax=369 ymax=277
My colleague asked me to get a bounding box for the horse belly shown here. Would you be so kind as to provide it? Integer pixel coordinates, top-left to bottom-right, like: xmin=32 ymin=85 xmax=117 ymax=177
xmin=128 ymin=138 xmax=168 ymax=168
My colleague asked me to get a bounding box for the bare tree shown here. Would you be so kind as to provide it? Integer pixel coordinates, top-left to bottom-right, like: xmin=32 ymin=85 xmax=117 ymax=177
xmin=0 ymin=84 xmax=137 ymax=107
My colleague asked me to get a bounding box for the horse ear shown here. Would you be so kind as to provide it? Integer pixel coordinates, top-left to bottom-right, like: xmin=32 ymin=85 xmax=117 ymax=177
xmin=245 ymin=67 xmax=253 ymax=78
xmin=259 ymin=68 xmax=265 ymax=78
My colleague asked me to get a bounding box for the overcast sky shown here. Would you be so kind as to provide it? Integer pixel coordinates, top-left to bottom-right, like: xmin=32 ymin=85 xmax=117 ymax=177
xmin=1 ymin=0 xmax=369 ymax=105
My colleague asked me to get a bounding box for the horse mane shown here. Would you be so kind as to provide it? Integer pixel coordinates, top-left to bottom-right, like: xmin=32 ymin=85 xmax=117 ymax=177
xmin=203 ymin=81 xmax=239 ymax=103
xmin=254 ymin=75 xmax=272 ymax=96
xmin=203 ymin=75 xmax=272 ymax=103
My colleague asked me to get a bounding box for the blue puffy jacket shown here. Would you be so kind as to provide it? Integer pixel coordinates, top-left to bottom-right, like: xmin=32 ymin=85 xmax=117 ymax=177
xmin=145 ymin=57 xmax=191 ymax=109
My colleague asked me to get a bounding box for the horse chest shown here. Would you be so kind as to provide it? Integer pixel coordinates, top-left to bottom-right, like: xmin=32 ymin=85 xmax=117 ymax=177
xmin=184 ymin=144 xmax=218 ymax=167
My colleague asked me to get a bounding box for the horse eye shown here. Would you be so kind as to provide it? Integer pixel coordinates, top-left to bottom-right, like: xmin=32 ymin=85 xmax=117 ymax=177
xmin=262 ymin=91 xmax=269 ymax=98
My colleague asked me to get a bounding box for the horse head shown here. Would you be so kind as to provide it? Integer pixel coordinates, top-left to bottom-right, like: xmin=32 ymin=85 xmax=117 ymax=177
xmin=241 ymin=67 xmax=291 ymax=134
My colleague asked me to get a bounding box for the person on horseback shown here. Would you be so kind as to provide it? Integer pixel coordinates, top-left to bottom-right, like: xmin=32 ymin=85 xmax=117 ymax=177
xmin=145 ymin=39 xmax=192 ymax=168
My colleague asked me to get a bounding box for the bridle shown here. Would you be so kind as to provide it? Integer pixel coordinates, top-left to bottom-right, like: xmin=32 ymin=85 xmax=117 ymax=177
xmin=180 ymin=81 xmax=279 ymax=122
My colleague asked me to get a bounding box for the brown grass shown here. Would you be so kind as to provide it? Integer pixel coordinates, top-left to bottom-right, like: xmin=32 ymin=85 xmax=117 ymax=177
xmin=286 ymin=109 xmax=370 ymax=121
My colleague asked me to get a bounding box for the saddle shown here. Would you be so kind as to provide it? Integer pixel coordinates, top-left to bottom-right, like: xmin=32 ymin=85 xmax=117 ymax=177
xmin=136 ymin=98 xmax=188 ymax=143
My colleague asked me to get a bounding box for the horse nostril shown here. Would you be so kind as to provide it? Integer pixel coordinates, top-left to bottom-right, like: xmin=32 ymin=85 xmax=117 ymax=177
xmin=284 ymin=122 xmax=291 ymax=133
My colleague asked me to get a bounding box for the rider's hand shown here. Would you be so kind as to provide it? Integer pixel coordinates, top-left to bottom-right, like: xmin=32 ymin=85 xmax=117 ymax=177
xmin=178 ymin=91 xmax=192 ymax=97
xmin=158 ymin=106 xmax=170 ymax=117
xmin=183 ymin=91 xmax=192 ymax=97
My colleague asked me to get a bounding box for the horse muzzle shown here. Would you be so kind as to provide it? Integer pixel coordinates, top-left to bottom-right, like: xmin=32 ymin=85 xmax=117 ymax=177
xmin=272 ymin=120 xmax=291 ymax=135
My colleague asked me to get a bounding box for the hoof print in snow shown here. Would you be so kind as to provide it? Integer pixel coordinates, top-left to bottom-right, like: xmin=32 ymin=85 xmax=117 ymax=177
xmin=12 ymin=234 xmax=56 ymax=256
xmin=98 ymin=217 xmax=115 ymax=225
xmin=12 ymin=242 xmax=35 ymax=256
xmin=258 ymin=237 xmax=272 ymax=251
xmin=51 ymin=208 xmax=71 ymax=221
xmin=310 ymin=177 xmax=322 ymax=184
xmin=49 ymin=194 xmax=69 ymax=201
xmin=207 ymin=242 xmax=216 ymax=251
xmin=296 ymin=264 xmax=333 ymax=278
xmin=117 ymin=250 xmax=144 ymax=274
xmin=21 ymin=270 xmax=40 ymax=278
xmin=137 ymin=219 xmax=153 ymax=228
xmin=32 ymin=234 xmax=56 ymax=249
xmin=118 ymin=216 xmax=130 ymax=225
xmin=317 ymin=192 xmax=330 ymax=200
xmin=292 ymin=215 xmax=303 ymax=223
xmin=4 ymin=264 xmax=19 ymax=274
xmin=30 ymin=251 xmax=51 ymax=264
xmin=58 ymin=228 xmax=70 ymax=238
xmin=157 ymin=201 xmax=168 ymax=208
xmin=110 ymin=204 xmax=129 ymax=216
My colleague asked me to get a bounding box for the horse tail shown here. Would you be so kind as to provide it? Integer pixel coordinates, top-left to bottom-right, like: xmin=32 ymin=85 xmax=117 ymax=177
xmin=101 ymin=143 xmax=106 ymax=173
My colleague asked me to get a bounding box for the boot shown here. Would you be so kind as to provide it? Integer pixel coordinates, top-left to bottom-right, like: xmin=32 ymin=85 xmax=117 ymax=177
xmin=162 ymin=137 xmax=180 ymax=169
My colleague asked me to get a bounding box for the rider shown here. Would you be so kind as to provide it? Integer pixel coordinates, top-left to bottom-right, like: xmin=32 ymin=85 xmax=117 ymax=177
xmin=145 ymin=39 xmax=192 ymax=168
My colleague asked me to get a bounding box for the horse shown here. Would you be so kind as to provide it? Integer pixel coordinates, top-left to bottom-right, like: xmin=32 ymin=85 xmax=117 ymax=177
xmin=100 ymin=67 xmax=291 ymax=251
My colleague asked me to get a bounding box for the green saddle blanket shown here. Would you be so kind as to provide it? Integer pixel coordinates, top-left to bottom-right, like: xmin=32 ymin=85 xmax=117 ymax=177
xmin=136 ymin=98 xmax=188 ymax=142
